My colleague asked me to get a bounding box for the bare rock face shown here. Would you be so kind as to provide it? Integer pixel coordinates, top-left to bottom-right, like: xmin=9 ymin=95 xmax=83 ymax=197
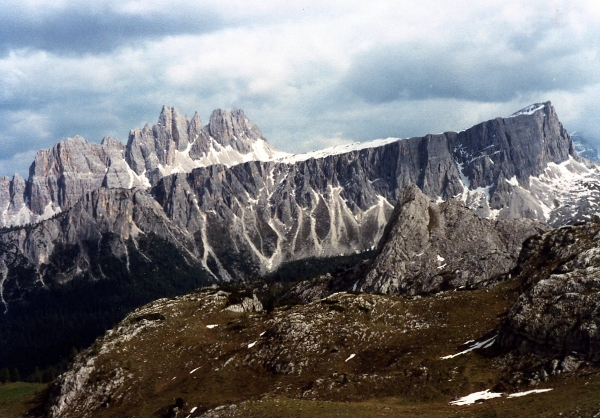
xmin=0 ymin=187 xmax=199 ymax=306
xmin=29 ymin=136 xmax=125 ymax=216
xmin=0 ymin=136 xmax=147 ymax=229
xmin=497 ymin=222 xmax=600 ymax=360
xmin=101 ymin=137 xmax=139 ymax=189
xmin=0 ymin=107 xmax=285 ymax=229
xmin=0 ymin=174 xmax=32 ymax=227
xmin=281 ymin=275 xmax=333 ymax=303
xmin=225 ymin=294 xmax=264 ymax=313
xmin=358 ymin=184 xmax=549 ymax=295
xmin=125 ymin=107 xmax=285 ymax=185
xmin=145 ymin=102 xmax=590 ymax=281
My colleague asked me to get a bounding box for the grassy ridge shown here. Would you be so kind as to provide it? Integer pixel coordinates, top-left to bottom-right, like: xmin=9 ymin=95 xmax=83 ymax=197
xmin=35 ymin=280 xmax=600 ymax=417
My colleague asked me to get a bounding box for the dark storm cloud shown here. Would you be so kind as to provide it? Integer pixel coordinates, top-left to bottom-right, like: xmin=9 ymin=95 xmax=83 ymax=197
xmin=0 ymin=7 xmax=225 ymax=55
xmin=343 ymin=40 xmax=600 ymax=103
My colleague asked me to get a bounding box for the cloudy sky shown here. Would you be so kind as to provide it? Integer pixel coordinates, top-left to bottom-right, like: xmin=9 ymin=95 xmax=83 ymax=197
xmin=1 ymin=0 xmax=599 ymax=177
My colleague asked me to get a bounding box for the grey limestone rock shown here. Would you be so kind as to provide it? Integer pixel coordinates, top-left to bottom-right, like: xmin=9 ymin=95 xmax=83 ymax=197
xmin=125 ymin=107 xmax=282 ymax=185
xmin=358 ymin=184 xmax=549 ymax=295
xmin=0 ymin=187 xmax=199 ymax=307
xmin=497 ymin=221 xmax=600 ymax=360
xmin=281 ymin=275 xmax=333 ymax=304
xmin=143 ymin=102 xmax=585 ymax=280
xmin=0 ymin=174 xmax=32 ymax=227
xmin=225 ymin=294 xmax=264 ymax=313
xmin=0 ymin=135 xmax=145 ymax=228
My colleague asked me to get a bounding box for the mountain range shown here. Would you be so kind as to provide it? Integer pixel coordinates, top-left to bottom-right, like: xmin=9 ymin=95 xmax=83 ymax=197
xmin=2 ymin=102 xmax=599 ymax=287
xmin=3 ymin=101 xmax=600 ymax=416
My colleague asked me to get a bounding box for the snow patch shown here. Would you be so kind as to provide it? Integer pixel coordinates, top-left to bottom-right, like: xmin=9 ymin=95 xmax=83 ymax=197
xmin=529 ymin=156 xmax=600 ymax=221
xmin=450 ymin=389 xmax=502 ymax=406
xmin=277 ymin=137 xmax=403 ymax=164
xmin=507 ymin=388 xmax=553 ymax=398
xmin=39 ymin=202 xmax=61 ymax=221
xmin=143 ymin=138 xmax=290 ymax=182
xmin=505 ymin=176 xmax=519 ymax=187
xmin=125 ymin=165 xmax=151 ymax=189
xmin=456 ymin=161 xmax=471 ymax=201
xmin=345 ymin=354 xmax=356 ymax=362
xmin=440 ymin=335 xmax=496 ymax=359
xmin=509 ymin=103 xmax=546 ymax=117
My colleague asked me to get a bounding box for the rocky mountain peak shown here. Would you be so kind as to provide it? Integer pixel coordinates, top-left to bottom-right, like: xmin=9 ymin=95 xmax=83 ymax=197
xmin=358 ymin=184 xmax=549 ymax=295
xmin=29 ymin=135 xmax=103 ymax=177
xmin=100 ymin=136 xmax=124 ymax=150
xmin=207 ymin=108 xmax=263 ymax=150
xmin=0 ymin=135 xmax=145 ymax=228
xmin=190 ymin=111 xmax=201 ymax=130
xmin=125 ymin=106 xmax=286 ymax=186
xmin=509 ymin=101 xmax=549 ymax=118
xmin=26 ymin=136 xmax=113 ymax=216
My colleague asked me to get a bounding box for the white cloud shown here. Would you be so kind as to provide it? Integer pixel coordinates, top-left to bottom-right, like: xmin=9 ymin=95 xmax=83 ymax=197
xmin=0 ymin=150 xmax=37 ymax=179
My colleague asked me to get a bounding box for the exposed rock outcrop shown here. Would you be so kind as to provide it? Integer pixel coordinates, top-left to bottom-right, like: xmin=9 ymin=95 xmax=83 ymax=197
xmin=0 ymin=174 xmax=31 ymax=227
xmin=225 ymin=294 xmax=264 ymax=313
xmin=357 ymin=184 xmax=549 ymax=295
xmin=497 ymin=221 xmax=600 ymax=360
xmin=125 ymin=107 xmax=286 ymax=185
xmin=0 ymin=108 xmax=286 ymax=229
xmin=0 ymin=136 xmax=147 ymax=228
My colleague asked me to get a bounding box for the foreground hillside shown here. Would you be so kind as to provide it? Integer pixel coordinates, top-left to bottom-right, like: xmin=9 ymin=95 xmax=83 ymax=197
xmin=37 ymin=280 xmax=598 ymax=417
xmin=46 ymin=284 xmax=515 ymax=416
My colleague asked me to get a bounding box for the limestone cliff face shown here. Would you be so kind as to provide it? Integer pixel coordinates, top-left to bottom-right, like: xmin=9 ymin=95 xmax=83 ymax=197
xmin=0 ymin=174 xmax=30 ymax=227
xmin=149 ymin=102 xmax=589 ymax=280
xmin=0 ymin=102 xmax=595 ymax=287
xmin=451 ymin=102 xmax=577 ymax=221
xmin=0 ymin=136 xmax=146 ymax=228
xmin=0 ymin=187 xmax=200 ymax=311
xmin=28 ymin=136 xmax=147 ymax=216
xmin=357 ymin=184 xmax=549 ymax=295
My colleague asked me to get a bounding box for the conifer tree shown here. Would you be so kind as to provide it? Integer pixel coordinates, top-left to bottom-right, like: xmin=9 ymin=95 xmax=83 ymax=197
xmin=0 ymin=368 xmax=9 ymax=383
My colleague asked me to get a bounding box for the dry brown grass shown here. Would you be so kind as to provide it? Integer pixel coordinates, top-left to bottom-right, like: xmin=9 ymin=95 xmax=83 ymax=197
xmin=35 ymin=281 xmax=600 ymax=417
